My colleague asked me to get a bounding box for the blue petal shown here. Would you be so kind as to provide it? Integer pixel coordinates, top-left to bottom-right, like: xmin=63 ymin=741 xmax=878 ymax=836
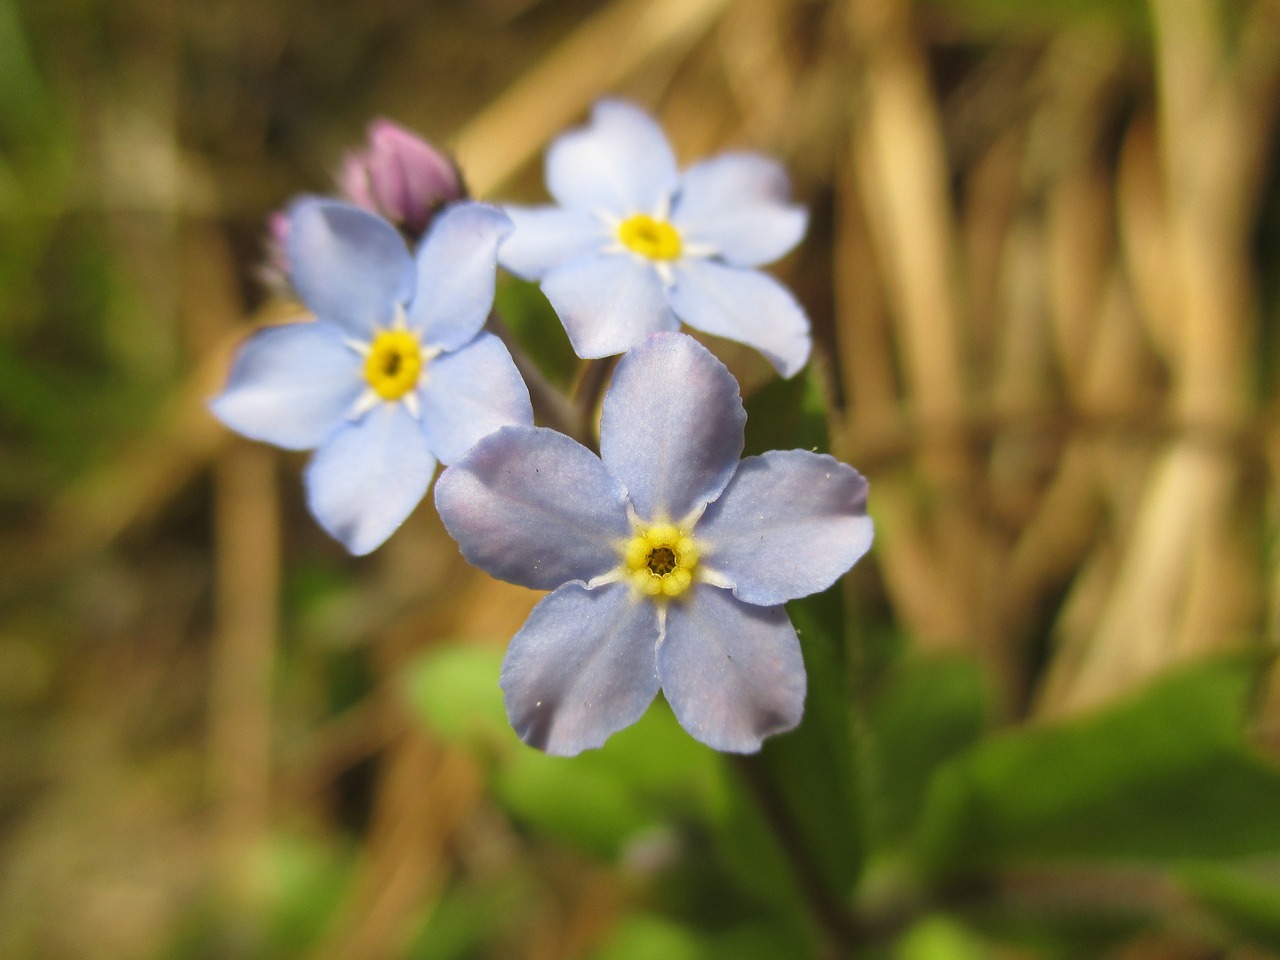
xmin=599 ymin=332 xmax=745 ymax=523
xmin=659 ymin=584 xmax=805 ymax=753
xmin=501 ymin=581 xmax=661 ymax=756
xmin=672 ymin=153 xmax=808 ymax=266
xmin=418 ymin=332 xmax=533 ymax=465
xmin=668 ymin=260 xmax=811 ymax=378
xmin=542 ymin=254 xmax=678 ymax=359
xmin=434 ymin=426 xmax=631 ymax=590
xmin=698 ymin=451 xmax=873 ymax=605
xmin=408 ymin=202 xmax=513 ymax=351
xmin=304 ymin=403 xmax=435 ymax=555
xmin=498 ymin=205 xmax=608 ymax=281
xmin=287 ymin=198 xmax=414 ymax=338
xmin=545 ymin=99 xmax=679 ymax=216
xmin=209 ymin=321 xmax=362 ymax=451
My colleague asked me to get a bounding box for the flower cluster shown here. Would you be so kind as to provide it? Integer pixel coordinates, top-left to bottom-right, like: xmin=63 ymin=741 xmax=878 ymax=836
xmin=210 ymin=102 xmax=872 ymax=753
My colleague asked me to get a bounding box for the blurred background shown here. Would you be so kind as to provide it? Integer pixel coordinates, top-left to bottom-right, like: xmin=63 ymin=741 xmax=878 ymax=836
xmin=4 ymin=0 xmax=1280 ymax=957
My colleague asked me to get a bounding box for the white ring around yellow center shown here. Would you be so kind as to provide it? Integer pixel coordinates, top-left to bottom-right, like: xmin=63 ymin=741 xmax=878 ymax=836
xmin=622 ymin=521 xmax=699 ymax=598
xmin=364 ymin=330 xmax=424 ymax=400
xmin=617 ymin=214 xmax=683 ymax=261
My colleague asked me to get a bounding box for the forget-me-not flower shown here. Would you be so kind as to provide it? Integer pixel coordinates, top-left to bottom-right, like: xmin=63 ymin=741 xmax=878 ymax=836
xmin=211 ymin=198 xmax=532 ymax=555
xmin=434 ymin=333 xmax=872 ymax=755
xmin=498 ymin=100 xmax=812 ymax=377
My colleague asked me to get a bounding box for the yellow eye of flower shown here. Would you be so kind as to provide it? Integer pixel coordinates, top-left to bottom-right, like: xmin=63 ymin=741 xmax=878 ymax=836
xmin=364 ymin=330 xmax=424 ymax=400
xmin=622 ymin=522 xmax=699 ymax=598
xmin=617 ymin=214 xmax=682 ymax=261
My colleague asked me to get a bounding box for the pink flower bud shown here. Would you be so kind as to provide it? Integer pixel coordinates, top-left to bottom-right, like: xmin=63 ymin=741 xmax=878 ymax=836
xmin=338 ymin=118 xmax=464 ymax=236
xmin=257 ymin=208 xmax=293 ymax=292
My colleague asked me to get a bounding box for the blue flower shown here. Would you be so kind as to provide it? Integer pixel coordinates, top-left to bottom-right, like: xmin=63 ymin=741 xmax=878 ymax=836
xmin=499 ymin=100 xmax=812 ymax=378
xmin=211 ymin=198 xmax=533 ymax=555
xmin=435 ymin=333 xmax=872 ymax=755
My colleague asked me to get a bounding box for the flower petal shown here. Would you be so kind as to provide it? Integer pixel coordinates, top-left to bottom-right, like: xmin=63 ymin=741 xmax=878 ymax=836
xmin=497 ymin=205 xmax=608 ymax=281
xmin=418 ymin=332 xmax=533 ymax=465
xmin=668 ymin=260 xmax=811 ymax=378
xmin=542 ymin=254 xmax=678 ymax=359
xmin=672 ymin=153 xmax=807 ymax=267
xmin=304 ymin=403 xmax=435 ymax=555
xmin=408 ymin=202 xmax=513 ymax=350
xmin=287 ymin=198 xmax=414 ymax=338
xmin=209 ymin=321 xmax=362 ymax=451
xmin=659 ymin=585 xmax=805 ymax=752
xmin=599 ymin=332 xmax=745 ymax=522
xmin=545 ymin=99 xmax=679 ymax=216
xmin=501 ymin=581 xmax=661 ymax=756
xmin=434 ymin=426 xmax=631 ymax=590
xmin=697 ymin=451 xmax=873 ymax=606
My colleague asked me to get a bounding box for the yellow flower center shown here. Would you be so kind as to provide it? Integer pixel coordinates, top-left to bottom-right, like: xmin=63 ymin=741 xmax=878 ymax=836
xmin=622 ymin=522 xmax=699 ymax=598
xmin=364 ymin=330 xmax=424 ymax=400
xmin=617 ymin=214 xmax=682 ymax=261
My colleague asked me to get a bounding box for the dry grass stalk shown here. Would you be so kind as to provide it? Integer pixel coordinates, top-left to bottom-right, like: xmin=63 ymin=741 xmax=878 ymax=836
xmin=452 ymin=0 xmax=734 ymax=198
xmin=208 ymin=439 xmax=280 ymax=923
xmin=1045 ymin=0 xmax=1276 ymax=713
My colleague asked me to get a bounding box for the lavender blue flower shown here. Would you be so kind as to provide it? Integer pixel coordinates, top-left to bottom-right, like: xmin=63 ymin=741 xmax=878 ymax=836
xmin=211 ymin=198 xmax=532 ymax=555
xmin=499 ymin=100 xmax=812 ymax=377
xmin=435 ymin=333 xmax=872 ymax=755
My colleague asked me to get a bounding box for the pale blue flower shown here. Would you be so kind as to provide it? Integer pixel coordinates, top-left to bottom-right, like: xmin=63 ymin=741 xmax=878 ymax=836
xmin=499 ymin=100 xmax=812 ymax=377
xmin=211 ymin=198 xmax=532 ymax=555
xmin=435 ymin=333 xmax=872 ymax=755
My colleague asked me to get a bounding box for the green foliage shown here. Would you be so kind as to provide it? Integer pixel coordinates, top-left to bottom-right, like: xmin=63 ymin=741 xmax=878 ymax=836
xmin=402 ymin=644 xmax=723 ymax=858
xmin=915 ymin=655 xmax=1280 ymax=873
xmin=1181 ymin=862 xmax=1280 ymax=953
xmin=742 ymin=365 xmax=829 ymax=457
xmin=895 ymin=915 xmax=994 ymax=960
xmin=868 ymin=656 xmax=989 ymax=847
xmin=405 ymin=879 xmax=527 ymax=960
xmin=493 ymin=276 xmax=579 ymax=389
xmin=592 ymin=914 xmax=703 ymax=960
xmin=401 ymin=644 xmax=510 ymax=747
xmin=591 ymin=914 xmax=811 ymax=960
xmin=254 ymin=831 xmax=354 ymax=957
xmin=759 ymin=587 xmax=865 ymax=894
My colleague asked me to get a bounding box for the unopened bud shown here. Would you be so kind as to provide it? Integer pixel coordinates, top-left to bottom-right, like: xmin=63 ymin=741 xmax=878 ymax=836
xmin=338 ymin=118 xmax=465 ymax=237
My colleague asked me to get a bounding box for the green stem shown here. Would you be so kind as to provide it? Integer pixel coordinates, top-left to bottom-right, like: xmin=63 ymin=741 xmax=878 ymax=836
xmin=484 ymin=312 xmax=585 ymax=445
xmin=731 ymin=754 xmax=861 ymax=958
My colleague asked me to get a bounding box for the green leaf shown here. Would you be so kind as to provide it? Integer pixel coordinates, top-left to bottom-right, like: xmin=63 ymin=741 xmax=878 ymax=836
xmin=1182 ymin=862 xmax=1280 ymax=953
xmin=253 ymin=831 xmax=354 ymax=956
xmin=591 ymin=915 xmax=814 ymax=960
xmin=869 ymin=656 xmax=989 ymax=846
xmin=493 ymin=276 xmax=578 ymax=389
xmin=494 ymin=700 xmax=725 ymax=858
xmin=495 ymin=747 xmax=660 ymax=858
xmin=742 ymin=365 xmax=830 ymax=458
xmin=895 ymin=915 xmax=994 ymax=960
xmin=754 ymin=587 xmax=865 ymax=894
xmin=916 ymin=655 xmax=1280 ymax=873
xmin=404 ymin=646 xmax=724 ymax=858
xmin=591 ymin=915 xmax=703 ymax=960
xmin=405 ymin=874 xmax=527 ymax=960
xmin=400 ymin=645 xmax=510 ymax=747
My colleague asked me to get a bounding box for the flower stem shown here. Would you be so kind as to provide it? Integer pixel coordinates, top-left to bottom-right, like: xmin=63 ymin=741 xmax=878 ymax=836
xmin=730 ymin=754 xmax=860 ymax=958
xmin=484 ymin=311 xmax=586 ymax=445
xmin=571 ymin=356 xmax=618 ymax=450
